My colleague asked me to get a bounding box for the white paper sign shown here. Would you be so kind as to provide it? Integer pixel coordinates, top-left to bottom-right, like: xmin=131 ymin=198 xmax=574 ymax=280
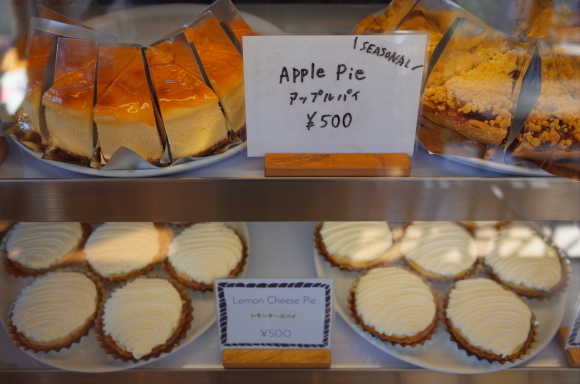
xmin=565 ymin=293 xmax=580 ymax=349
xmin=216 ymin=279 xmax=333 ymax=349
xmin=243 ymin=34 xmax=428 ymax=157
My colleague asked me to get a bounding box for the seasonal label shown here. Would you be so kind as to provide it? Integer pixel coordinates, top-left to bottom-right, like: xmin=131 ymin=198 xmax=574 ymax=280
xmin=244 ymin=34 xmax=428 ymax=157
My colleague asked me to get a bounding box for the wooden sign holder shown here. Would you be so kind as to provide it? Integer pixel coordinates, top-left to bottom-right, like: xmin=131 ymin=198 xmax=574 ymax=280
xmin=264 ymin=153 xmax=411 ymax=177
xmin=223 ymin=348 xmax=331 ymax=369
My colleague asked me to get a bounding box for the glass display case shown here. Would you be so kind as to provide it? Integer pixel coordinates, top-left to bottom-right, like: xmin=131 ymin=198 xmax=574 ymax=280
xmin=0 ymin=0 xmax=579 ymax=382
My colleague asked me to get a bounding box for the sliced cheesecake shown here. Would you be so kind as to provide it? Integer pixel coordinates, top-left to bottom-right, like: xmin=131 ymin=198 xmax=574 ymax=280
xmin=42 ymin=39 xmax=98 ymax=161
xmin=183 ymin=15 xmax=245 ymax=135
xmin=146 ymin=36 xmax=229 ymax=160
xmin=93 ymin=47 xmax=164 ymax=164
xmin=21 ymin=33 xmax=58 ymax=144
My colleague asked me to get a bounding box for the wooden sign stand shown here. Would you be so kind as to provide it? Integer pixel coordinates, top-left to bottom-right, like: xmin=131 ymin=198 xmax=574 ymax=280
xmin=264 ymin=153 xmax=411 ymax=177
xmin=223 ymin=349 xmax=331 ymax=369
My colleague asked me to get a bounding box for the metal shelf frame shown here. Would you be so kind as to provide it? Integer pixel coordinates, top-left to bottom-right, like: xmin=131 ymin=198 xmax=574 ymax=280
xmin=0 ymin=177 xmax=578 ymax=222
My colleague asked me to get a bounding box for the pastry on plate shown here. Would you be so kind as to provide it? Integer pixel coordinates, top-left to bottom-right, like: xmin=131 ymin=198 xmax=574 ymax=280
xmin=84 ymin=222 xmax=166 ymax=282
xmin=314 ymin=221 xmax=394 ymax=270
xmin=8 ymin=271 xmax=100 ymax=352
xmin=42 ymin=38 xmax=98 ymax=162
xmin=484 ymin=224 xmax=569 ymax=299
xmin=445 ymin=278 xmax=537 ymax=363
xmin=3 ymin=222 xmax=87 ymax=276
xmin=183 ymin=14 xmax=246 ymax=135
xmin=165 ymin=222 xmax=247 ymax=291
xmin=422 ymin=40 xmax=521 ymax=147
xmin=21 ymin=33 xmax=58 ymax=144
xmin=96 ymin=277 xmax=192 ymax=362
xmin=400 ymin=221 xmax=479 ymax=281
xmin=93 ymin=46 xmax=165 ymax=164
xmin=348 ymin=267 xmax=441 ymax=346
xmin=146 ymin=35 xmax=229 ymax=160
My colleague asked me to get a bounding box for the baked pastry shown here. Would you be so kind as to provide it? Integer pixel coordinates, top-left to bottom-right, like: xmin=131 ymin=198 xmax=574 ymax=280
xmin=8 ymin=271 xmax=100 ymax=351
xmin=400 ymin=221 xmax=478 ymax=281
xmin=511 ymin=45 xmax=580 ymax=161
xmin=42 ymin=39 xmax=98 ymax=162
xmin=484 ymin=224 xmax=567 ymax=299
xmin=457 ymin=221 xmax=507 ymax=229
xmin=93 ymin=47 xmax=164 ymax=164
xmin=348 ymin=267 xmax=441 ymax=346
xmin=314 ymin=221 xmax=394 ymax=270
xmin=84 ymin=222 xmax=163 ymax=281
xmin=423 ymin=40 xmax=521 ymax=146
xmin=97 ymin=277 xmax=192 ymax=361
xmin=183 ymin=15 xmax=245 ymax=135
xmin=166 ymin=222 xmax=247 ymax=291
xmin=21 ymin=33 xmax=57 ymax=144
xmin=354 ymin=0 xmax=411 ymax=32
xmin=4 ymin=222 xmax=86 ymax=276
xmin=146 ymin=36 xmax=229 ymax=160
xmin=445 ymin=278 xmax=537 ymax=363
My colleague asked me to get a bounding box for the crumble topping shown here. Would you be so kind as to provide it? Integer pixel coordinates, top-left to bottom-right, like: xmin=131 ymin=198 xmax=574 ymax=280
xmin=519 ymin=53 xmax=580 ymax=149
xmin=423 ymin=48 xmax=518 ymax=130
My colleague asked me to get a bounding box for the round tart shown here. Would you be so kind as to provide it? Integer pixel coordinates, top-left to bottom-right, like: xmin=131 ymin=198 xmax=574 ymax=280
xmin=458 ymin=221 xmax=508 ymax=230
xmin=4 ymin=222 xmax=86 ymax=276
xmin=8 ymin=271 xmax=100 ymax=351
xmin=166 ymin=222 xmax=247 ymax=291
xmin=314 ymin=222 xmax=394 ymax=270
xmin=445 ymin=278 xmax=537 ymax=363
xmin=97 ymin=277 xmax=192 ymax=362
xmin=400 ymin=221 xmax=479 ymax=281
xmin=84 ymin=222 xmax=162 ymax=281
xmin=484 ymin=225 xmax=567 ymax=299
xmin=348 ymin=267 xmax=441 ymax=346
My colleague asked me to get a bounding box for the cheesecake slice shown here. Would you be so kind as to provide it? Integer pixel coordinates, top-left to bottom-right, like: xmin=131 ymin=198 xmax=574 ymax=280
xmin=183 ymin=15 xmax=245 ymax=135
xmin=42 ymin=39 xmax=98 ymax=161
xmin=146 ymin=36 xmax=229 ymax=160
xmin=21 ymin=33 xmax=58 ymax=145
xmin=93 ymin=47 xmax=164 ymax=164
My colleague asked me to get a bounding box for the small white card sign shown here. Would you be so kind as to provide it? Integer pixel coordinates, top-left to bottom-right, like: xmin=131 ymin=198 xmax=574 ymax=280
xmin=243 ymin=34 xmax=428 ymax=157
xmin=216 ymin=279 xmax=333 ymax=349
xmin=565 ymin=293 xmax=580 ymax=349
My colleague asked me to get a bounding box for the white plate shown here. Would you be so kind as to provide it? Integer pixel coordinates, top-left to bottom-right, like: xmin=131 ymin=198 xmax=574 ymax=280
xmin=10 ymin=5 xmax=282 ymax=178
xmin=9 ymin=135 xmax=246 ymax=178
xmin=0 ymin=222 xmax=249 ymax=372
xmin=84 ymin=3 xmax=282 ymax=45
xmin=313 ymin=236 xmax=566 ymax=374
xmin=440 ymin=154 xmax=553 ymax=176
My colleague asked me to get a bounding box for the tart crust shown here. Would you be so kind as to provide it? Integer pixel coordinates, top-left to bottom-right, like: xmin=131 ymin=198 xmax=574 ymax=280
xmin=347 ymin=268 xmax=443 ymax=347
xmin=2 ymin=223 xmax=92 ymax=278
xmin=313 ymin=222 xmax=398 ymax=271
xmin=7 ymin=271 xmax=104 ymax=353
xmin=94 ymin=276 xmax=193 ymax=363
xmin=164 ymin=227 xmax=248 ymax=292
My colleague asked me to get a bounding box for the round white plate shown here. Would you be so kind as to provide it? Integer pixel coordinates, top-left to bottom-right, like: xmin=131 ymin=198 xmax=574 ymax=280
xmin=11 ymin=4 xmax=282 ymax=178
xmin=0 ymin=222 xmax=249 ymax=372
xmin=10 ymin=136 xmax=246 ymax=178
xmin=440 ymin=154 xmax=552 ymax=176
xmin=84 ymin=3 xmax=282 ymax=45
xmin=313 ymin=235 xmax=566 ymax=374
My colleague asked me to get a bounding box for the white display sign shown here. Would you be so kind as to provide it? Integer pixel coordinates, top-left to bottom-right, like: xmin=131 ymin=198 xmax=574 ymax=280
xmin=243 ymin=34 xmax=428 ymax=157
xmin=565 ymin=293 xmax=580 ymax=349
xmin=216 ymin=279 xmax=333 ymax=349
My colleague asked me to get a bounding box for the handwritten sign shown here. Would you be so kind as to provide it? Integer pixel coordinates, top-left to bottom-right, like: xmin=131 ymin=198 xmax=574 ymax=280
xmin=216 ymin=279 xmax=333 ymax=349
xmin=243 ymin=34 xmax=428 ymax=157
